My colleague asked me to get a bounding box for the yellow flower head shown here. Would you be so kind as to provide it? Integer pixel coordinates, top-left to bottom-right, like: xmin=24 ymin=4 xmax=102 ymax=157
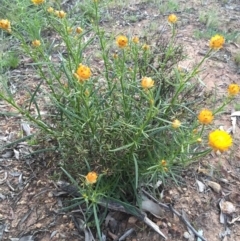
xmin=168 ymin=14 xmax=178 ymax=24
xmin=209 ymin=34 xmax=225 ymax=49
xmin=193 ymin=129 xmax=198 ymax=134
xmin=32 ymin=39 xmax=41 ymax=47
xmin=31 ymin=0 xmax=45 ymax=5
xmin=197 ymin=138 xmax=202 ymax=143
xmin=132 ymin=36 xmax=139 ymax=44
xmin=113 ymin=53 xmax=118 ymax=59
xmin=141 ymin=77 xmax=154 ymax=89
xmin=172 ymin=119 xmax=181 ymax=129
xmin=161 ymin=160 xmax=167 ymax=166
xmin=55 ymin=10 xmax=66 ymax=18
xmin=85 ymin=89 xmax=90 ymax=97
xmin=86 ymin=171 xmax=98 ymax=184
xmin=0 ymin=19 xmax=11 ymax=33
xmin=47 ymin=7 xmax=54 ymax=13
xmin=75 ymin=64 xmax=91 ymax=82
xmin=208 ymin=130 xmax=232 ymax=152
xmin=116 ymin=35 xmax=128 ymax=48
xmin=67 ymin=27 xmax=72 ymax=34
xmin=142 ymin=44 xmax=150 ymax=51
xmin=198 ymin=109 xmax=214 ymax=125
xmin=76 ymin=27 xmax=83 ymax=34
xmin=228 ymin=83 xmax=239 ymax=96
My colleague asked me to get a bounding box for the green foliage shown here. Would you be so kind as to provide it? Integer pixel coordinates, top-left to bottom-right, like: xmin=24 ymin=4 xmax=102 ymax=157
xmin=199 ymin=9 xmax=220 ymax=29
xmin=194 ymin=28 xmax=240 ymax=42
xmin=0 ymin=51 xmax=20 ymax=71
xmin=158 ymin=0 xmax=180 ymax=13
xmin=234 ymin=51 xmax=240 ymax=66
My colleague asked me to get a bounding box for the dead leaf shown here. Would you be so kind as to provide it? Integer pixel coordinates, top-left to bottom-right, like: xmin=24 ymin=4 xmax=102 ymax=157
xmin=207 ymin=181 xmax=221 ymax=193
xmin=196 ymin=179 xmax=205 ymax=192
xmin=13 ymin=149 xmax=20 ymax=160
xmin=141 ymin=195 xmax=163 ymax=218
xmin=21 ymin=123 xmax=31 ymax=136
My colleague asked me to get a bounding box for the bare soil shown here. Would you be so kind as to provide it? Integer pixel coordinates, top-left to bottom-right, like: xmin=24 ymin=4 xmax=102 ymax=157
xmin=1 ymin=0 xmax=240 ymax=240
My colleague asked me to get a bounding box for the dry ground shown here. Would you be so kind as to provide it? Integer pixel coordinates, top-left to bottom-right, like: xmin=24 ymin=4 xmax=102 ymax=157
xmin=1 ymin=0 xmax=240 ymax=240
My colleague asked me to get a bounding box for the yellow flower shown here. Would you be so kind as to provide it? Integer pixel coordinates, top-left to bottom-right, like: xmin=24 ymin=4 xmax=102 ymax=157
xmin=172 ymin=119 xmax=181 ymax=129
xmin=149 ymin=99 xmax=154 ymax=106
xmin=161 ymin=160 xmax=167 ymax=166
xmin=31 ymin=0 xmax=45 ymax=5
xmin=32 ymin=39 xmax=41 ymax=47
xmin=55 ymin=10 xmax=66 ymax=18
xmin=193 ymin=129 xmax=198 ymax=134
xmin=198 ymin=109 xmax=214 ymax=125
xmin=86 ymin=171 xmax=98 ymax=184
xmin=208 ymin=130 xmax=232 ymax=152
xmin=84 ymin=89 xmax=90 ymax=97
xmin=113 ymin=53 xmax=118 ymax=59
xmin=209 ymin=35 xmax=225 ymax=49
xmin=132 ymin=36 xmax=139 ymax=44
xmin=47 ymin=7 xmax=54 ymax=13
xmin=75 ymin=64 xmax=91 ymax=82
xmin=168 ymin=14 xmax=178 ymax=24
xmin=228 ymin=83 xmax=239 ymax=96
xmin=116 ymin=35 xmax=128 ymax=48
xmin=197 ymin=138 xmax=202 ymax=143
xmin=0 ymin=19 xmax=11 ymax=33
xmin=76 ymin=27 xmax=83 ymax=34
xmin=142 ymin=44 xmax=150 ymax=51
xmin=67 ymin=27 xmax=72 ymax=34
xmin=141 ymin=77 xmax=154 ymax=89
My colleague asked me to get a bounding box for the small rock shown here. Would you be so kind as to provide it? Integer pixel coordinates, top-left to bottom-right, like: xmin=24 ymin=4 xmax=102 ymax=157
xmin=128 ymin=216 xmax=138 ymax=224
xmin=162 ymin=222 xmax=167 ymax=228
xmin=156 ymin=220 xmax=162 ymax=226
xmin=183 ymin=231 xmax=191 ymax=239
xmin=221 ymin=201 xmax=236 ymax=214
xmin=48 ymin=192 xmax=53 ymax=198
xmin=167 ymin=222 xmax=171 ymax=227
xmin=36 ymin=223 xmax=42 ymax=228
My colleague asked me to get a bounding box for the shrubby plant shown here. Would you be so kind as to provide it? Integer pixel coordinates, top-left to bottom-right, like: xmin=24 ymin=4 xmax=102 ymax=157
xmin=0 ymin=0 xmax=238 ymax=238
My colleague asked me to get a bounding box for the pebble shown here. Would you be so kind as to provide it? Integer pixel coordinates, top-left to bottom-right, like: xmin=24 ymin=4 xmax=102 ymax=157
xmin=128 ymin=216 xmax=138 ymax=224
xmin=48 ymin=192 xmax=53 ymax=198
xmin=36 ymin=223 xmax=42 ymax=228
xmin=183 ymin=231 xmax=191 ymax=239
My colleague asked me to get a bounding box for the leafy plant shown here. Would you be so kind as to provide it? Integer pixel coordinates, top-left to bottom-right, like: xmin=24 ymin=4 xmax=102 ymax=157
xmin=0 ymin=51 xmax=20 ymax=71
xmin=199 ymin=9 xmax=220 ymax=29
xmin=234 ymin=51 xmax=240 ymax=66
xmin=0 ymin=1 xmax=237 ymax=240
